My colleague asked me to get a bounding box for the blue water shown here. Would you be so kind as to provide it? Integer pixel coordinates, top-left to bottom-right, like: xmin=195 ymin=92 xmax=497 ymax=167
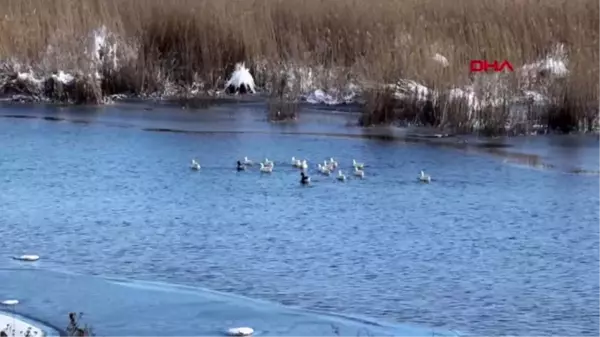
xmin=0 ymin=268 xmax=458 ymax=336
xmin=0 ymin=102 xmax=598 ymax=336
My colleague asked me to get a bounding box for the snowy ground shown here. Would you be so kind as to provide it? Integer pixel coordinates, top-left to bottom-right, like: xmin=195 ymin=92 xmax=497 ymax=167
xmin=0 ymin=312 xmax=46 ymax=337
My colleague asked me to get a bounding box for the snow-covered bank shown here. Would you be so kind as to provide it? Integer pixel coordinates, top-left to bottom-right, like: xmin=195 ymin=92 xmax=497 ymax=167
xmin=0 ymin=26 xmax=595 ymax=134
xmin=0 ymin=311 xmax=52 ymax=337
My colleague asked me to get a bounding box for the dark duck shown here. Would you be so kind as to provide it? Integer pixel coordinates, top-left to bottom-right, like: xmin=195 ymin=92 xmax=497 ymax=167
xmin=300 ymin=171 xmax=311 ymax=185
xmin=237 ymin=160 xmax=246 ymax=171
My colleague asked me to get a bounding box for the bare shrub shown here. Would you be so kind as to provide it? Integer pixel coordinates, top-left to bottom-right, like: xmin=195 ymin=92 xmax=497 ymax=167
xmin=360 ymin=88 xmax=399 ymax=126
xmin=66 ymin=312 xmax=94 ymax=337
xmin=268 ymin=99 xmax=300 ymax=122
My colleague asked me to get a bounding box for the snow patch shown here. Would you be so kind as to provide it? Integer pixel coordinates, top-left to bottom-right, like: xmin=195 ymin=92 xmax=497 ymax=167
xmin=16 ymin=71 xmax=43 ymax=85
xmin=305 ymin=89 xmax=357 ymax=105
xmin=51 ymin=71 xmax=75 ymax=85
xmin=225 ymin=63 xmax=256 ymax=94
xmin=387 ymin=79 xmax=433 ymax=101
xmin=432 ymin=53 xmax=449 ymax=67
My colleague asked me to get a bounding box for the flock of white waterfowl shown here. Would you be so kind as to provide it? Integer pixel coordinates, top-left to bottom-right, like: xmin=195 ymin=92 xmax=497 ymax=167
xmin=189 ymin=157 xmax=432 ymax=184
xmin=5 ymin=157 xmax=431 ymax=337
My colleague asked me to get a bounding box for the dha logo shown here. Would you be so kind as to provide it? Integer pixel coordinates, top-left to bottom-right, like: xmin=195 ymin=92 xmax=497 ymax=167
xmin=470 ymin=60 xmax=514 ymax=73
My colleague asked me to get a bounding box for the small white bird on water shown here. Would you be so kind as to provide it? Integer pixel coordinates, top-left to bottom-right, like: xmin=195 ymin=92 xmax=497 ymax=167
xmin=337 ymin=170 xmax=346 ymax=182
xmin=13 ymin=254 xmax=40 ymax=262
xmin=328 ymin=158 xmax=338 ymax=169
xmin=352 ymin=159 xmax=365 ymax=170
xmin=226 ymin=327 xmax=254 ymax=336
xmin=300 ymin=159 xmax=308 ymax=170
xmin=263 ymin=158 xmax=274 ymax=167
xmin=260 ymin=163 xmax=273 ymax=173
xmin=317 ymin=164 xmax=331 ymax=176
xmin=291 ymin=157 xmax=302 ymax=168
xmin=419 ymin=170 xmax=431 ymax=183
xmin=243 ymin=156 xmax=253 ymax=166
xmin=190 ymin=159 xmax=201 ymax=170
xmin=354 ymin=167 xmax=365 ymax=178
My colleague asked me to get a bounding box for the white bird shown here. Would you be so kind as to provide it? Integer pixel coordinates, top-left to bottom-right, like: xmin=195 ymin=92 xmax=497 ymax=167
xmin=263 ymin=158 xmax=273 ymax=167
xmin=226 ymin=327 xmax=254 ymax=336
xmin=337 ymin=170 xmax=346 ymax=182
xmin=190 ymin=159 xmax=201 ymax=170
xmin=292 ymin=157 xmax=303 ymax=168
xmin=352 ymin=159 xmax=365 ymax=170
xmin=300 ymin=159 xmax=308 ymax=170
xmin=13 ymin=254 xmax=40 ymax=262
xmin=260 ymin=163 xmax=273 ymax=173
xmin=243 ymin=156 xmax=253 ymax=166
xmin=317 ymin=164 xmax=331 ymax=176
xmin=419 ymin=170 xmax=431 ymax=183
xmin=354 ymin=167 xmax=365 ymax=178
xmin=328 ymin=158 xmax=338 ymax=168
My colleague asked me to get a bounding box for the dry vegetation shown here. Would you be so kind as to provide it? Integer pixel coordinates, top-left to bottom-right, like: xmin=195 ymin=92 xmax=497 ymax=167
xmin=67 ymin=312 xmax=94 ymax=336
xmin=268 ymin=99 xmax=300 ymax=122
xmin=0 ymin=0 xmax=597 ymax=133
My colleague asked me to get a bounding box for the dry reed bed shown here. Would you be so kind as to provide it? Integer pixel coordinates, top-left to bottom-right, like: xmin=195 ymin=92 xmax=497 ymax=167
xmin=0 ymin=0 xmax=597 ymax=134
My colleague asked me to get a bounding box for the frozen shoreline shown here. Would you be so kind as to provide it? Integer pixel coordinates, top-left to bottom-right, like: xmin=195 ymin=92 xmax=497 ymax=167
xmin=0 ymin=268 xmax=466 ymax=336
xmin=0 ymin=311 xmax=47 ymax=337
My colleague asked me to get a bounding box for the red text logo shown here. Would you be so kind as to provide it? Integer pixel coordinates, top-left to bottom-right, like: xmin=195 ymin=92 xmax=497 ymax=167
xmin=470 ymin=60 xmax=514 ymax=73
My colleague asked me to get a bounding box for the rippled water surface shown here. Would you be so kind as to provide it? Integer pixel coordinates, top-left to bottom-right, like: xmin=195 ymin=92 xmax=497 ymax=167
xmin=0 ymin=102 xmax=598 ymax=336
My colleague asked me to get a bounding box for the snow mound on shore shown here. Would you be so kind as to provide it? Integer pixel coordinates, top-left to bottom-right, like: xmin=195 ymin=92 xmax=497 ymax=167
xmin=225 ymin=63 xmax=256 ymax=94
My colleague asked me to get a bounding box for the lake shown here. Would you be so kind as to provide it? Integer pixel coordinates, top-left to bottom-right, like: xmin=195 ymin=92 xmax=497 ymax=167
xmin=0 ymin=101 xmax=598 ymax=336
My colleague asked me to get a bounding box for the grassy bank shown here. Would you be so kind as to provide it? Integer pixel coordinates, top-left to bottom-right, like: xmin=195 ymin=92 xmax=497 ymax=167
xmin=0 ymin=0 xmax=597 ymax=134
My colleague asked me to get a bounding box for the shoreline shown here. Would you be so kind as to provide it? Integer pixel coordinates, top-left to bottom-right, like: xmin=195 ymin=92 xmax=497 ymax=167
xmin=0 ymin=269 xmax=455 ymax=337
xmin=1 ymin=92 xmax=598 ymax=136
xmin=1 ymin=70 xmax=598 ymax=138
xmin=2 ymin=40 xmax=598 ymax=137
xmin=0 ymin=103 xmax=596 ymax=176
xmin=0 ymin=311 xmax=62 ymax=337
xmin=0 ymin=0 xmax=596 ymax=135
xmin=1 ymin=72 xmax=598 ymax=138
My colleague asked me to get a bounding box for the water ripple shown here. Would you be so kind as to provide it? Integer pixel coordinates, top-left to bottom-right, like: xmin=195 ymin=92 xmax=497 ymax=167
xmin=0 ymin=104 xmax=597 ymax=336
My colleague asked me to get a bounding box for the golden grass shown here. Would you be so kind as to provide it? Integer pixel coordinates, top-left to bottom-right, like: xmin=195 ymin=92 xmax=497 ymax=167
xmin=0 ymin=0 xmax=597 ymax=131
